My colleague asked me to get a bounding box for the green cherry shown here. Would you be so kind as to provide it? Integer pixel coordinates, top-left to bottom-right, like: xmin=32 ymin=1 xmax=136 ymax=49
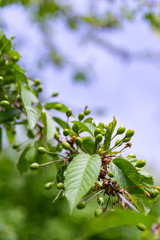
xmin=75 ymin=137 xmax=83 ymax=147
xmin=56 ymin=182 xmax=64 ymax=189
xmin=63 ymin=129 xmax=69 ymax=136
xmin=62 ymin=142 xmax=71 ymax=150
xmin=135 ymin=160 xmax=146 ymax=168
xmin=97 ymin=197 xmax=104 ymax=205
xmin=94 ymin=128 xmax=101 ymax=136
xmin=52 ymin=92 xmax=59 ymax=97
xmin=34 ymin=79 xmax=41 ymax=86
xmin=78 ymin=112 xmax=85 ymax=121
xmin=37 ymin=85 xmax=43 ymax=92
xmin=54 ymin=132 xmax=60 ymax=140
xmin=77 ymin=201 xmax=86 ymax=209
xmin=117 ymin=127 xmax=125 ymax=135
xmin=66 ymin=109 xmax=72 ymax=117
xmin=72 ymin=123 xmax=79 ymax=133
xmin=95 ymin=134 xmax=103 ymax=144
xmin=84 ymin=109 xmax=91 ymax=115
xmin=94 ymin=209 xmax=102 ymax=217
xmin=44 ymin=182 xmax=53 ymax=190
xmin=0 ymin=100 xmax=10 ymax=107
xmin=108 ymin=171 xmax=114 ymax=178
xmin=37 ymin=147 xmax=47 ymax=154
xmin=125 ymin=129 xmax=135 ymax=138
xmin=30 ymin=163 xmax=39 ymax=170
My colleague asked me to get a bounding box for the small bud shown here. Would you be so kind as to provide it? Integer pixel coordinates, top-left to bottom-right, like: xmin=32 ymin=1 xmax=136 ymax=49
xmin=117 ymin=127 xmax=125 ymax=135
xmin=30 ymin=163 xmax=39 ymax=170
xmin=34 ymin=79 xmax=41 ymax=86
xmin=52 ymin=92 xmax=59 ymax=97
xmin=97 ymin=197 xmax=104 ymax=205
xmin=95 ymin=181 xmax=103 ymax=188
xmin=84 ymin=109 xmax=91 ymax=115
xmin=66 ymin=109 xmax=72 ymax=117
xmin=0 ymin=100 xmax=10 ymax=107
xmin=75 ymin=137 xmax=83 ymax=147
xmin=38 ymin=147 xmax=47 ymax=154
xmin=37 ymin=85 xmax=43 ymax=92
xmin=108 ymin=171 xmax=114 ymax=178
xmin=54 ymin=132 xmax=60 ymax=140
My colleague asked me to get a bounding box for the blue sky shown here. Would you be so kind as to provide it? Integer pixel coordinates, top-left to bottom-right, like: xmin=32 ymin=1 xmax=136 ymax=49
xmin=1 ymin=3 xmax=160 ymax=182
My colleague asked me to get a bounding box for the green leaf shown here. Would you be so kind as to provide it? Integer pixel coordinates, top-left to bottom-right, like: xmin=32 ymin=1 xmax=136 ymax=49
xmin=26 ymin=106 xmax=41 ymax=129
xmin=110 ymin=157 xmax=146 ymax=194
xmin=5 ymin=126 xmax=15 ymax=144
xmin=72 ymin=121 xmax=96 ymax=136
xmin=41 ymin=111 xmax=56 ymax=140
xmin=44 ymin=102 xmax=68 ymax=113
xmin=81 ymin=136 xmax=95 ymax=154
xmin=53 ymin=117 xmax=71 ymax=129
xmin=83 ymin=210 xmax=154 ymax=238
xmin=21 ymin=85 xmax=38 ymax=106
xmin=83 ymin=117 xmax=93 ymax=123
xmin=104 ymin=126 xmax=111 ymax=151
xmin=0 ymin=109 xmax=20 ymax=123
xmin=149 ymin=197 xmax=160 ymax=220
xmin=109 ymin=116 xmax=117 ymax=134
xmin=0 ymin=127 xmax=2 ymax=151
xmin=138 ymin=168 xmax=154 ymax=186
xmin=17 ymin=141 xmax=39 ymax=174
xmin=65 ymin=153 xmax=101 ymax=214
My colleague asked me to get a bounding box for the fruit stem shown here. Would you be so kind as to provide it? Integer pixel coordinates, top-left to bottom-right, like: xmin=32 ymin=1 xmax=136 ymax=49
xmin=52 ymin=189 xmax=63 ymax=204
xmin=86 ymin=190 xmax=104 ymax=203
xmin=40 ymin=160 xmax=64 ymax=167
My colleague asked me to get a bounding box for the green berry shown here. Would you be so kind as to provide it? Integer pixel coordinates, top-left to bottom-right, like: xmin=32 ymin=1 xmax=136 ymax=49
xmin=127 ymin=154 xmax=136 ymax=158
xmin=78 ymin=112 xmax=85 ymax=121
xmin=137 ymin=223 xmax=147 ymax=231
xmin=97 ymin=197 xmax=104 ymax=205
xmin=62 ymin=141 xmax=71 ymax=150
xmin=94 ymin=209 xmax=102 ymax=217
xmin=54 ymin=132 xmax=60 ymax=140
xmin=52 ymin=92 xmax=59 ymax=97
xmin=44 ymin=182 xmax=53 ymax=190
xmin=95 ymin=134 xmax=103 ymax=144
xmin=84 ymin=109 xmax=91 ymax=115
xmin=95 ymin=181 xmax=103 ymax=188
xmin=38 ymin=147 xmax=47 ymax=154
xmin=115 ymin=139 xmax=123 ymax=146
xmin=37 ymin=85 xmax=43 ymax=92
xmin=0 ymin=100 xmax=10 ymax=107
xmin=108 ymin=171 xmax=114 ymax=178
xmin=94 ymin=128 xmax=101 ymax=136
xmin=59 ymin=191 xmax=65 ymax=200
xmin=135 ymin=160 xmax=146 ymax=168
xmin=12 ymin=144 xmax=20 ymax=149
xmin=77 ymin=201 xmax=86 ymax=209
xmin=98 ymin=122 xmax=105 ymax=129
xmin=123 ymin=137 xmax=131 ymax=142
xmin=56 ymin=182 xmax=64 ymax=189
xmin=125 ymin=129 xmax=135 ymax=138
xmin=76 ymin=137 xmax=83 ymax=147
xmin=66 ymin=109 xmax=72 ymax=117
xmin=30 ymin=163 xmax=39 ymax=170
xmin=72 ymin=123 xmax=79 ymax=133
xmin=34 ymin=79 xmax=41 ymax=86
xmin=54 ymin=103 xmax=62 ymax=109
xmin=117 ymin=127 xmax=125 ymax=135
xmin=63 ymin=129 xmax=69 ymax=136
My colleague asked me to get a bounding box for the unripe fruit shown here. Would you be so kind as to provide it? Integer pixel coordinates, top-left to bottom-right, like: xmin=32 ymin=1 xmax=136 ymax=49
xmin=98 ymin=123 xmax=105 ymax=129
xmin=108 ymin=171 xmax=114 ymax=178
xmin=62 ymin=141 xmax=71 ymax=150
xmin=135 ymin=160 xmax=146 ymax=168
xmin=125 ymin=129 xmax=134 ymax=138
xmin=44 ymin=182 xmax=53 ymax=190
xmin=76 ymin=137 xmax=83 ymax=147
xmin=151 ymin=189 xmax=159 ymax=197
xmin=95 ymin=134 xmax=103 ymax=144
xmin=66 ymin=109 xmax=72 ymax=117
xmin=84 ymin=109 xmax=91 ymax=115
xmin=94 ymin=209 xmax=102 ymax=217
xmin=0 ymin=100 xmax=10 ymax=107
xmin=95 ymin=181 xmax=103 ymax=188
xmin=54 ymin=103 xmax=62 ymax=109
xmin=123 ymin=137 xmax=131 ymax=142
xmin=137 ymin=223 xmax=147 ymax=231
xmin=94 ymin=128 xmax=101 ymax=136
xmin=54 ymin=132 xmax=60 ymax=140
xmin=38 ymin=147 xmax=47 ymax=154
xmin=52 ymin=92 xmax=59 ymax=97
xmin=37 ymin=85 xmax=43 ymax=92
xmin=56 ymin=182 xmax=64 ymax=189
xmin=12 ymin=144 xmax=20 ymax=149
xmin=77 ymin=201 xmax=86 ymax=209
xmin=128 ymin=154 xmax=136 ymax=158
xmin=115 ymin=139 xmax=123 ymax=146
xmin=72 ymin=123 xmax=79 ymax=133
xmin=30 ymin=163 xmax=39 ymax=170
xmin=117 ymin=127 xmax=125 ymax=135
xmin=78 ymin=112 xmax=85 ymax=121
xmin=34 ymin=79 xmax=41 ymax=86
xmin=59 ymin=191 xmax=65 ymax=200
xmin=97 ymin=197 xmax=104 ymax=205
xmin=63 ymin=129 xmax=69 ymax=136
